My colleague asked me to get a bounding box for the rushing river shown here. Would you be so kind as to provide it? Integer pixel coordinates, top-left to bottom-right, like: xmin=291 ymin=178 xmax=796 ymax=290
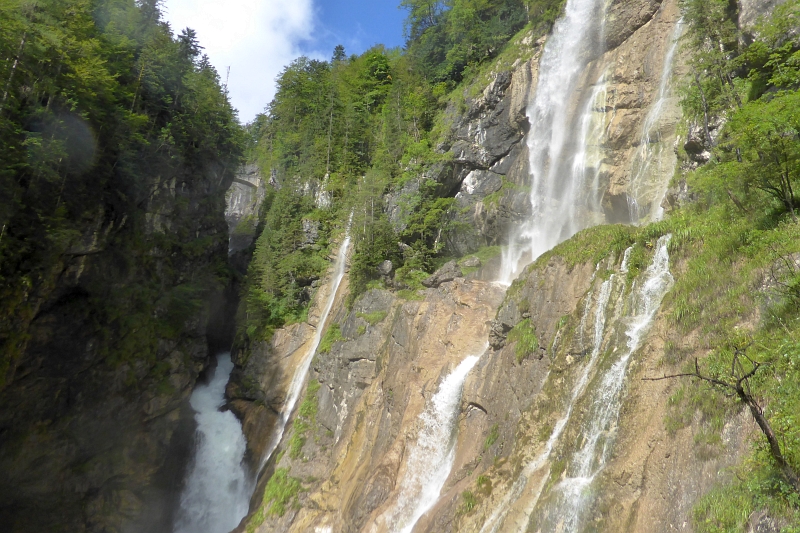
xmin=173 ymin=353 xmax=252 ymax=533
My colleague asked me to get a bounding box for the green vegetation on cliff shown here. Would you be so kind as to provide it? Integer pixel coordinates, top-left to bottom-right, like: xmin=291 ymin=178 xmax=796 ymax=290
xmin=0 ymin=0 xmax=242 ymax=386
xmin=239 ymin=0 xmax=567 ymax=345
xmin=653 ymin=1 xmax=800 ymax=527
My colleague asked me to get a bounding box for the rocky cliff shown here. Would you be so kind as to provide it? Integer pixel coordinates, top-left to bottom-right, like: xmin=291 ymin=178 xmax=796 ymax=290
xmin=0 ymin=162 xmax=235 ymax=533
xmin=228 ymin=0 xmax=795 ymax=532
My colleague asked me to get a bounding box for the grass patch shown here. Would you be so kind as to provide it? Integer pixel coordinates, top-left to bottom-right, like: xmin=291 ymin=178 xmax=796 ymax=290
xmin=461 ymin=490 xmax=478 ymax=513
xmin=318 ymin=324 xmax=344 ymax=355
xmin=484 ymin=424 xmax=500 ymax=450
xmin=298 ymin=379 xmax=320 ymax=421
xmin=288 ymin=379 xmax=322 ymax=460
xmin=357 ymin=310 xmax=388 ymax=326
xmin=507 ymin=318 xmax=539 ymax=364
xmin=395 ymin=267 xmax=430 ymax=291
xmin=397 ymin=289 xmax=425 ymax=301
xmin=245 ymin=468 xmax=303 ymax=531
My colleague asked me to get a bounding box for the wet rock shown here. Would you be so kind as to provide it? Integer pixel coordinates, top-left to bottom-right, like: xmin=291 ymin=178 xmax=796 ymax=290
xmin=422 ymin=261 xmax=463 ymax=288
xmin=746 ymin=510 xmax=785 ymax=533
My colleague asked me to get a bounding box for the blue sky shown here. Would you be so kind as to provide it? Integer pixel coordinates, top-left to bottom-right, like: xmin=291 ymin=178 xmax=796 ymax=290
xmin=162 ymin=0 xmax=406 ymax=123
xmin=306 ymin=0 xmax=406 ymax=59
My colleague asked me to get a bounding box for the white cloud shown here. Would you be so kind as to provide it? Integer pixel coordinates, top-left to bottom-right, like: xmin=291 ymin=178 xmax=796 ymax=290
xmin=162 ymin=0 xmax=317 ymax=123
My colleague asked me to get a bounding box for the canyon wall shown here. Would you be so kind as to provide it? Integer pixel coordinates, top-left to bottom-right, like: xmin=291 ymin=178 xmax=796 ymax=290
xmin=0 ymin=161 xmax=234 ymax=533
xmin=230 ymin=0 xmax=786 ymax=532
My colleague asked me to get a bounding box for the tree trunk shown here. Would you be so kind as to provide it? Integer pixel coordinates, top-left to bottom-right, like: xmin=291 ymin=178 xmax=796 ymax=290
xmin=694 ymin=71 xmax=713 ymax=148
xmin=1 ymin=33 xmax=27 ymax=113
xmin=739 ymin=386 xmax=800 ymax=491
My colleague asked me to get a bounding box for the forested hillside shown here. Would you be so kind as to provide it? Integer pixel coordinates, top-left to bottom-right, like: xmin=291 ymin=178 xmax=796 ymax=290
xmin=0 ymin=0 xmax=242 ymax=530
xmin=240 ymin=0 xmax=566 ymax=347
xmin=651 ymin=0 xmax=800 ymax=527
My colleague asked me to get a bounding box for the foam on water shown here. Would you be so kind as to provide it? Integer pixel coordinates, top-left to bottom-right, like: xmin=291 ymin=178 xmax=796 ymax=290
xmin=173 ymin=354 xmax=252 ymax=533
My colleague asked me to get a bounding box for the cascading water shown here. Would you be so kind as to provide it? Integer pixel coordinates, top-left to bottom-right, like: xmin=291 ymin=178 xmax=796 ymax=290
xmin=525 ymin=235 xmax=674 ymax=533
xmin=479 ymin=273 xmax=616 ymax=533
xmin=173 ymin=353 xmax=252 ymax=533
xmin=258 ymin=221 xmax=353 ymax=471
xmin=627 ymin=18 xmax=684 ymax=223
xmin=378 ymin=352 xmax=483 ymax=533
xmin=499 ymin=0 xmax=607 ymax=284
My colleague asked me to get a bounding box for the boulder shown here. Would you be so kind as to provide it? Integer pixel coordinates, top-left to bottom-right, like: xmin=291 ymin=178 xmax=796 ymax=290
xmin=377 ymin=260 xmax=393 ymax=276
xmin=462 ymin=256 xmax=481 ymax=268
xmin=421 ymin=261 xmax=463 ymax=288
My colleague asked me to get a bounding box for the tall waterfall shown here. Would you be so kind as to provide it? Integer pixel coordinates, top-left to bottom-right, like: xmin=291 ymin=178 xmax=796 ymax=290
xmin=499 ymin=0 xmax=607 ymax=284
xmin=529 ymin=235 xmax=674 ymax=532
xmin=378 ymin=352 xmax=483 ymax=533
xmin=482 ymin=236 xmax=674 ymax=533
xmin=479 ymin=273 xmax=616 ymax=533
xmin=627 ymin=19 xmax=685 ymax=223
xmin=258 ymin=223 xmax=353 ymax=471
xmin=173 ymin=354 xmax=252 ymax=533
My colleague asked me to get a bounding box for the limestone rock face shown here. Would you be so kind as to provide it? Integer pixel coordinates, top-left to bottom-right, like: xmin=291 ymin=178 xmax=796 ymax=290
xmin=422 ymin=260 xmax=463 ymax=288
xmin=739 ymin=0 xmax=788 ymax=31
xmin=233 ymin=272 xmax=504 ymax=533
xmin=227 ymin=163 xmax=267 ymax=254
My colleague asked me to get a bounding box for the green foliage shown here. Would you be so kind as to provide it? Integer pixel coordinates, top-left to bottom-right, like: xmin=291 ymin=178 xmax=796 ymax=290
xmin=357 ymin=311 xmax=388 ymax=325
xmin=288 ymin=420 xmax=309 ymax=459
xmin=476 ymin=474 xmax=492 ymax=495
xmin=484 ymin=423 xmax=500 ymax=449
xmin=461 ymin=490 xmax=477 ymax=513
xmin=318 ymin=323 xmax=344 ymax=355
xmin=402 ymin=0 xmax=563 ymax=84
xmin=0 ymin=0 xmax=242 ymax=387
xmin=241 ymin=185 xmax=332 ymax=343
xmin=298 ymin=379 xmax=321 ymax=421
xmin=709 ymin=92 xmax=800 ymax=219
xmin=257 ymin=468 xmax=303 ymax=521
xmin=537 ymin=225 xmax=638 ymax=269
xmin=508 ymin=318 xmax=539 ymax=364
xmin=288 ymin=379 xmax=321 ymax=460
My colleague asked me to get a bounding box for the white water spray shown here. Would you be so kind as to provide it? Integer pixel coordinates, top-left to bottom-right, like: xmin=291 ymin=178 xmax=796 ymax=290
xmin=173 ymin=354 xmax=252 ymax=533
xmin=527 ymin=235 xmax=674 ymax=532
xmin=380 ymin=353 xmax=482 ymax=533
xmin=479 ymin=274 xmax=615 ymax=533
xmin=627 ymin=19 xmax=684 ymax=223
xmin=258 ymin=220 xmax=353 ymax=471
xmin=498 ymin=0 xmax=607 ymax=284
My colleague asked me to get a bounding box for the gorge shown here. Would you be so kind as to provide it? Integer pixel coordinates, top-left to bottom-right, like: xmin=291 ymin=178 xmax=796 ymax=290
xmin=1 ymin=0 xmax=799 ymax=532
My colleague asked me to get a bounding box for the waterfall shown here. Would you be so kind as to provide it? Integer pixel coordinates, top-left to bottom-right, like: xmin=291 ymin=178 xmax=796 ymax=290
xmin=258 ymin=221 xmax=353 ymax=471
xmin=627 ymin=18 xmax=685 ymax=223
xmin=525 ymin=235 xmax=674 ymax=532
xmin=378 ymin=352 xmax=483 ymax=533
xmin=499 ymin=0 xmax=607 ymax=284
xmin=479 ymin=274 xmax=615 ymax=533
xmin=173 ymin=353 xmax=252 ymax=533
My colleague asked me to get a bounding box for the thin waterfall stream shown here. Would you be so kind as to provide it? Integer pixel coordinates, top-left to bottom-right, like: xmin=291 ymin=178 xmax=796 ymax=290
xmin=627 ymin=18 xmax=685 ymax=223
xmin=258 ymin=222 xmax=353 ymax=473
xmin=529 ymin=235 xmax=675 ymax=532
xmin=376 ymin=350 xmax=485 ymax=533
xmin=479 ymin=272 xmax=617 ymax=533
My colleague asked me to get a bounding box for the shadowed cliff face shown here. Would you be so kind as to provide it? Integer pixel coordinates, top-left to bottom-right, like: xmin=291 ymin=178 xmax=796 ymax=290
xmin=0 ymin=160 xmax=234 ymax=533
